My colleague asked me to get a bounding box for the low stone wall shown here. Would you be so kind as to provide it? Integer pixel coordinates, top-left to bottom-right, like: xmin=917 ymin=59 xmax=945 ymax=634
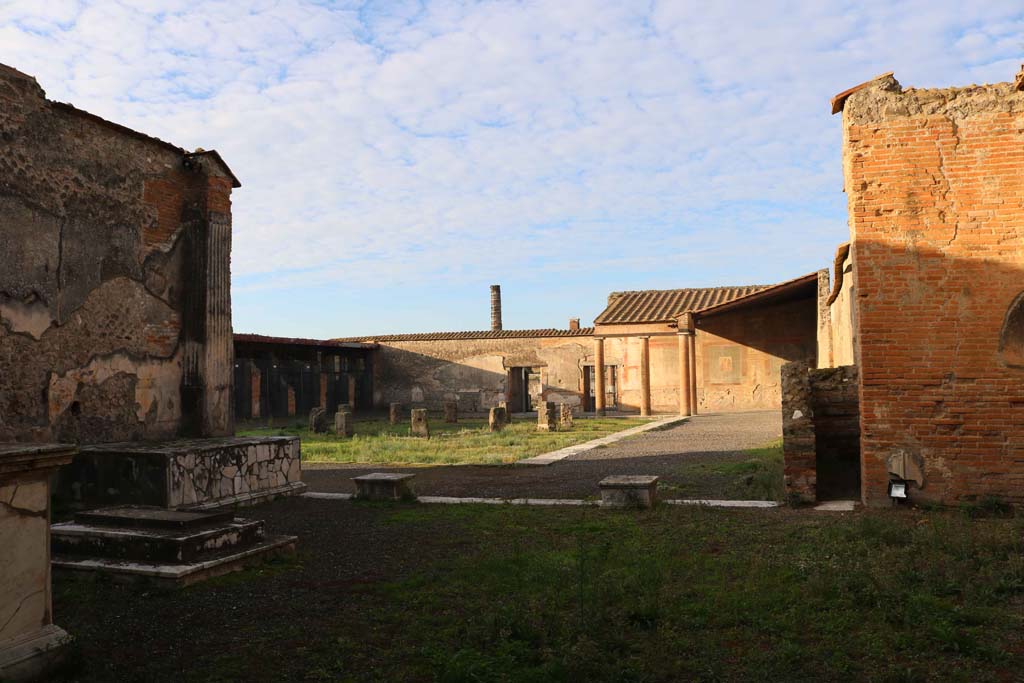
xmin=782 ymin=362 xmax=860 ymax=502
xmin=55 ymin=436 xmax=304 ymax=510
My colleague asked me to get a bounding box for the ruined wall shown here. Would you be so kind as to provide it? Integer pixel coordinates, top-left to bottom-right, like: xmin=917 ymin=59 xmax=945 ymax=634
xmin=817 ymin=250 xmax=856 ymax=369
xmin=782 ymin=362 xmax=860 ymax=502
xmin=842 ymin=73 xmax=1024 ymax=505
xmin=371 ymin=335 xmax=591 ymax=411
xmin=695 ymin=297 xmax=817 ymax=412
xmin=0 ymin=64 xmax=235 ymax=444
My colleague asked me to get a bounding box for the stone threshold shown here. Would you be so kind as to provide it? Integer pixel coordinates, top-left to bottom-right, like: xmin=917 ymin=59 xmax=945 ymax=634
xmin=0 ymin=624 xmax=72 ymax=681
xmin=53 ymin=534 xmax=296 ymax=587
xmin=515 ymin=415 xmax=689 ymax=466
xmin=301 ymin=491 xmax=779 ymax=509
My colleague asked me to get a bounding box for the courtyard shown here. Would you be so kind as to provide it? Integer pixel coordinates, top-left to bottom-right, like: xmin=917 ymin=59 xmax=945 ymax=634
xmin=237 ymin=415 xmax=651 ymax=465
xmin=302 ymin=411 xmax=785 ymax=502
xmin=52 ymin=499 xmax=1024 ymax=682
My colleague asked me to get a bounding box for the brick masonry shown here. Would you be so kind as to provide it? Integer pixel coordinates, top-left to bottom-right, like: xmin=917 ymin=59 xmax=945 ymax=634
xmin=840 ymin=72 xmax=1024 ymax=505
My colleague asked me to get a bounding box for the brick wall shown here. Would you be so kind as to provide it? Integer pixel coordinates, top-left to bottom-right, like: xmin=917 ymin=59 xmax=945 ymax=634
xmin=841 ymin=73 xmax=1024 ymax=505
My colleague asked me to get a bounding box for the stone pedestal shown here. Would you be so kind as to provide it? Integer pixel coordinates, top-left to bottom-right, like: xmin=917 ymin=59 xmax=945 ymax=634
xmin=353 ymin=473 xmax=416 ymax=501
xmin=334 ymin=409 xmax=354 ymax=438
xmin=598 ymin=475 xmax=659 ymax=508
xmin=537 ymin=402 xmax=557 ymax=432
xmin=389 ymin=403 xmax=402 ymax=425
xmin=54 ymin=437 xmax=304 ymax=510
xmin=411 ymin=409 xmax=429 ymax=438
xmin=444 ymin=401 xmax=458 ymax=423
xmin=488 ymin=407 xmax=506 ymax=432
xmin=309 ymin=407 xmax=328 ymax=434
xmin=0 ymin=443 xmax=77 ymax=682
xmin=559 ymin=404 xmax=574 ymax=430
xmin=498 ymin=401 xmax=512 ymax=424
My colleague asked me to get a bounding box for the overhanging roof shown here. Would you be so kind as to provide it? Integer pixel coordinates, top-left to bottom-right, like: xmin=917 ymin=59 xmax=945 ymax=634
xmin=234 ymin=333 xmax=377 ymax=350
xmin=693 ymin=272 xmax=819 ymax=318
xmin=594 ymin=286 xmax=769 ymax=325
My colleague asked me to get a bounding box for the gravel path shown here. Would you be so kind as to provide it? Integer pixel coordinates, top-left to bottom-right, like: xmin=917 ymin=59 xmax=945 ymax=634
xmin=303 ymin=411 xmax=782 ymax=500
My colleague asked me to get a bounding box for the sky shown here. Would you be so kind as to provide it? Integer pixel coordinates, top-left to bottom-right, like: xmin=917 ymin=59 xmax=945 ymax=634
xmin=3 ymin=1 xmax=1024 ymax=337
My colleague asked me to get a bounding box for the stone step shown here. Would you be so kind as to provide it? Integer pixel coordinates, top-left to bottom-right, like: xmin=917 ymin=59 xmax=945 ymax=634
xmin=75 ymin=505 xmax=234 ymax=530
xmin=52 ymin=517 xmax=265 ymax=564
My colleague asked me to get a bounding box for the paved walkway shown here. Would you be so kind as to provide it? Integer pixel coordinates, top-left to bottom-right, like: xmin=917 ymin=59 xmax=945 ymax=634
xmin=303 ymin=411 xmax=782 ymax=500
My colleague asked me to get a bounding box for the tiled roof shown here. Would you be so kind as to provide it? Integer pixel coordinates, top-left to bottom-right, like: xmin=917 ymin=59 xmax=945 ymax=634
xmin=334 ymin=328 xmax=595 ymax=343
xmin=235 ymin=333 xmax=377 ymax=349
xmin=594 ymin=286 xmax=769 ymax=325
xmin=692 ymin=273 xmax=820 ymax=317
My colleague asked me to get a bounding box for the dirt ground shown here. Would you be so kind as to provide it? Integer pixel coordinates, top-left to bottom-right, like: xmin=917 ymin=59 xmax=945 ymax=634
xmin=303 ymin=411 xmax=782 ymax=500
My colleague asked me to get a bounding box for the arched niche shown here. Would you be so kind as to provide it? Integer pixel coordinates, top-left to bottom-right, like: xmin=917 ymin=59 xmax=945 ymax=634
xmin=999 ymin=290 xmax=1024 ymax=368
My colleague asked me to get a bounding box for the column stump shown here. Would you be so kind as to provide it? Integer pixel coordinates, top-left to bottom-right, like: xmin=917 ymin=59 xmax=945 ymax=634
xmin=411 ymin=409 xmax=429 ymax=438
xmin=334 ymin=408 xmax=354 ymax=438
xmin=537 ymin=402 xmax=558 ymax=432
xmin=598 ymin=475 xmax=659 ymax=508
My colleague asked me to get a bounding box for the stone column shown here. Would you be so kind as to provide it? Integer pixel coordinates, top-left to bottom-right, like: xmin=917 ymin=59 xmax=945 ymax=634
xmin=411 ymin=409 xmax=429 ymax=438
xmin=347 ymin=375 xmax=357 ymax=411
xmin=678 ymin=332 xmax=692 ymax=416
xmin=537 ymin=402 xmax=558 ymax=432
xmin=594 ymin=337 xmax=606 ymax=416
xmin=334 ymin=408 xmax=354 ymax=438
xmin=688 ymin=332 xmax=698 ymax=415
xmin=0 ymin=444 xmax=76 ymax=682
xmin=389 ymin=402 xmax=401 ymax=425
xmin=443 ymin=401 xmax=458 ymax=423
xmin=639 ymin=336 xmax=652 ymax=417
xmin=559 ymin=404 xmax=574 ymax=430
xmin=488 ymin=406 xmax=506 ymax=432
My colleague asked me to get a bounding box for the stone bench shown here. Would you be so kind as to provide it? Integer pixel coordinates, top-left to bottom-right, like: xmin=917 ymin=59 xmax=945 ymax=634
xmin=353 ymin=473 xmax=416 ymax=501
xmin=598 ymin=475 xmax=659 ymax=508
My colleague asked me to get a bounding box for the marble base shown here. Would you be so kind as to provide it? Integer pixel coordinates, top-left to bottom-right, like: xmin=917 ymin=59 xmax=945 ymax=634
xmin=598 ymin=475 xmax=659 ymax=508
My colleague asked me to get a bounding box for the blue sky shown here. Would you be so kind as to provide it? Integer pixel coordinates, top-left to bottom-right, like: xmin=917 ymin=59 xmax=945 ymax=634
xmin=4 ymin=1 xmax=1024 ymax=336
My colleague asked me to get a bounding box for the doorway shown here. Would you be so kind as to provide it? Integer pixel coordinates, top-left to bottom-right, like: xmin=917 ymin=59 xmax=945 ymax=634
xmin=508 ymin=367 xmax=540 ymax=412
xmin=583 ymin=365 xmax=618 ymax=412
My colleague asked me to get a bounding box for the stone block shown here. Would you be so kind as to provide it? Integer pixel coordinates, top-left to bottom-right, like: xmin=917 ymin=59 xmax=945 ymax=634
xmin=536 ymin=402 xmax=557 ymax=432
xmin=489 ymin=406 xmax=506 ymax=432
xmin=353 ymin=473 xmax=416 ymax=501
xmin=0 ymin=444 xmax=77 ymax=682
xmin=444 ymin=401 xmax=458 ymax=423
xmin=411 ymin=409 xmax=429 ymax=438
xmin=498 ymin=401 xmax=512 ymax=423
xmin=309 ymin=406 xmax=328 ymax=434
xmin=598 ymin=475 xmax=659 ymax=508
xmin=389 ymin=402 xmax=402 ymax=425
xmin=559 ymin=403 xmax=574 ymax=430
xmin=334 ymin=409 xmax=354 ymax=438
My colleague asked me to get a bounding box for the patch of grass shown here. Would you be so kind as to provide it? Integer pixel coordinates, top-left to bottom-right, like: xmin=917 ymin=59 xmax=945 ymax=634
xmin=364 ymin=505 xmax=1024 ymax=681
xmin=238 ymin=416 xmax=648 ymax=465
xmin=667 ymin=438 xmax=784 ymax=502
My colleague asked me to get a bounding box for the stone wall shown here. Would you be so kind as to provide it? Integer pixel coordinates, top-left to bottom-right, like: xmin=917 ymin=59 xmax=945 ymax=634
xmin=696 ymin=297 xmax=818 ymax=412
xmin=0 ymin=64 xmax=236 ymax=444
xmin=782 ymin=362 xmax=860 ymax=502
xmin=369 ymin=334 xmax=591 ymax=411
xmin=840 ymin=72 xmax=1024 ymax=505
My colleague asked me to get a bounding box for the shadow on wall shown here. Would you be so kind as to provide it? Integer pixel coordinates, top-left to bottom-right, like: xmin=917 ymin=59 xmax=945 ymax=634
xmin=850 ymin=239 xmax=1024 ymax=506
xmin=371 ymin=345 xmax=587 ymax=413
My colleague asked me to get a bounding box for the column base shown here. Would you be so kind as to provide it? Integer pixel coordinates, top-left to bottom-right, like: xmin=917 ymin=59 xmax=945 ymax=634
xmin=0 ymin=624 xmax=72 ymax=682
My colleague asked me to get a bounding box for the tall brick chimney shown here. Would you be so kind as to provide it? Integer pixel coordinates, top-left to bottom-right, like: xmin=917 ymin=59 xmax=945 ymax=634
xmin=490 ymin=285 xmax=502 ymax=331
xmin=569 ymin=318 xmax=580 ymax=331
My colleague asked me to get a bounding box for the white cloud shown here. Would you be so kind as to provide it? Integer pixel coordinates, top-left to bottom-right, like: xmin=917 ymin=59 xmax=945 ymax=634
xmin=2 ymin=0 xmax=1023 ymax=334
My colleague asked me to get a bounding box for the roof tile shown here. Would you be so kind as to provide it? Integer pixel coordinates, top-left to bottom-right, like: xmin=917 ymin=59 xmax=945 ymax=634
xmin=594 ymin=286 xmax=769 ymax=325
